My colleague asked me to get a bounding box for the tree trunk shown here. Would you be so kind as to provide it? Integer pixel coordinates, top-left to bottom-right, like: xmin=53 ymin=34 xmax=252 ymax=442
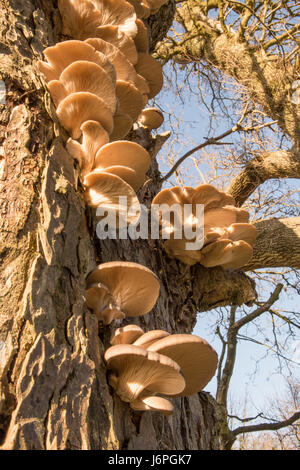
xmin=0 ymin=0 xmax=258 ymax=450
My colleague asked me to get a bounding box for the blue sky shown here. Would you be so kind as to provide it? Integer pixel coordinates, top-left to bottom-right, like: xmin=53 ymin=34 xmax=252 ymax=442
xmin=152 ymin=62 xmax=300 ymax=419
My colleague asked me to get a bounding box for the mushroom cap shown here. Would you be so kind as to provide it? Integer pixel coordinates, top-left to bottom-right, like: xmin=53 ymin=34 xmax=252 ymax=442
xmin=130 ymin=396 xmax=174 ymax=415
xmin=110 ymin=114 xmax=134 ymax=141
xmin=83 ymin=171 xmax=140 ymax=225
xmin=56 ymin=92 xmax=113 ymax=139
xmin=133 ymin=330 xmax=170 ymax=349
xmin=47 ymin=80 xmax=68 ymax=108
xmin=224 ymin=223 xmax=257 ymax=246
xmin=152 ymin=186 xmax=195 ymax=206
xmin=134 ymin=19 xmax=149 ymax=52
xmin=110 ymin=324 xmax=145 ymax=345
xmin=200 ymin=239 xmax=253 ymax=269
xmin=147 ymin=0 xmax=169 ymax=12
xmin=86 ymin=261 xmax=160 ymax=317
xmin=135 ymin=53 xmax=163 ymax=98
xmin=100 ymin=166 xmax=141 ymax=192
xmin=116 ymin=80 xmax=144 ymax=122
xmin=58 ymin=0 xmax=103 ymax=39
xmin=138 ymin=107 xmax=164 ymax=130
xmin=58 ymin=61 xmax=117 ymax=113
xmin=148 ymin=334 xmax=218 ymax=396
xmin=38 ymin=40 xmax=113 ymax=82
xmin=66 ymin=120 xmax=109 ymax=175
xmin=94 ymin=141 xmax=150 ymax=181
xmin=85 ymin=38 xmax=138 ymax=84
xmin=90 ymin=0 xmax=137 ymax=38
xmin=105 ymin=344 xmax=186 ymax=401
xmin=92 ymin=25 xmax=138 ymax=65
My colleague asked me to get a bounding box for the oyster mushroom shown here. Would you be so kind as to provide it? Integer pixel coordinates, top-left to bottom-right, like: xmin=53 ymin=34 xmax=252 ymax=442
xmin=148 ymin=334 xmax=218 ymax=396
xmin=85 ymin=262 xmax=160 ymax=324
xmin=104 ymin=344 xmax=185 ymax=402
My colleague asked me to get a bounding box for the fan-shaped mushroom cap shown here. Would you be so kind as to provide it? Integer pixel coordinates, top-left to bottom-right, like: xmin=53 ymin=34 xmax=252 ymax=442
xmin=95 ymin=141 xmax=150 ymax=183
xmin=92 ymin=25 xmax=138 ymax=65
xmin=58 ymin=61 xmax=117 ymax=113
xmin=66 ymin=120 xmax=109 ymax=174
xmin=83 ymin=171 xmax=140 ymax=226
xmin=47 ymin=80 xmax=68 ymax=108
xmin=58 ymin=0 xmax=137 ymax=39
xmin=135 ymin=53 xmax=163 ymax=98
xmin=116 ymin=80 xmax=144 ymax=122
xmin=56 ymin=92 xmax=113 ymax=139
xmin=86 ymin=261 xmax=160 ymax=318
xmin=110 ymin=324 xmax=145 ymax=345
xmin=85 ymin=38 xmax=138 ymax=84
xmin=58 ymin=0 xmax=103 ymax=39
xmin=134 ymin=19 xmax=149 ymax=52
xmin=38 ymin=40 xmax=112 ymax=83
xmin=100 ymin=166 xmax=141 ymax=192
xmin=224 ymin=223 xmax=257 ymax=246
xmin=110 ymin=114 xmax=133 ymax=141
xmin=138 ymin=107 xmax=164 ymax=130
xmin=133 ymin=330 xmax=170 ymax=349
xmin=90 ymin=0 xmax=137 ymax=38
xmin=200 ymin=239 xmax=253 ymax=269
xmin=131 ymin=396 xmax=173 ymax=415
xmin=147 ymin=0 xmax=169 ymax=13
xmin=104 ymin=344 xmax=185 ymax=402
xmin=148 ymin=334 xmax=218 ymax=396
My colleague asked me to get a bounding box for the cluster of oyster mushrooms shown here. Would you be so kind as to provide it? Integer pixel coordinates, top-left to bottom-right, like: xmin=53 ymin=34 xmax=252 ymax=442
xmin=153 ymin=184 xmax=257 ymax=268
xmin=105 ymin=324 xmax=218 ymax=414
xmin=38 ymin=0 xmax=166 ymax=218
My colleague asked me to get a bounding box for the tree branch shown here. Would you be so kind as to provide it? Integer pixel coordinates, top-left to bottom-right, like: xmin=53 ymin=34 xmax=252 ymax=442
xmin=233 ymin=411 xmax=300 ymax=436
xmin=246 ymin=217 xmax=300 ymax=270
xmin=228 ymin=149 xmax=300 ymax=206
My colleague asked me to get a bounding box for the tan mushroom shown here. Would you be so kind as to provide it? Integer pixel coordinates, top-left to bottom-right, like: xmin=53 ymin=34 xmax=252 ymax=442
xmin=147 ymin=0 xmax=169 ymax=13
xmin=135 ymin=53 xmax=163 ymax=98
xmin=116 ymin=80 xmax=144 ymax=122
xmin=83 ymin=171 xmax=140 ymax=227
xmin=133 ymin=329 xmax=170 ymax=349
xmin=58 ymin=0 xmax=137 ymax=39
xmin=55 ymin=61 xmax=117 ymax=113
xmin=85 ymin=38 xmax=138 ymax=84
xmin=110 ymin=114 xmax=134 ymax=141
xmin=200 ymin=239 xmax=253 ymax=269
xmin=90 ymin=0 xmax=138 ymax=38
xmin=110 ymin=324 xmax=145 ymax=345
xmin=92 ymin=25 xmax=138 ymax=65
xmin=134 ymin=19 xmax=149 ymax=52
xmin=94 ymin=141 xmax=150 ymax=191
xmin=56 ymin=92 xmax=113 ymax=139
xmin=148 ymin=334 xmax=218 ymax=396
xmin=86 ymin=262 xmax=160 ymax=323
xmin=104 ymin=344 xmax=186 ymax=402
xmin=58 ymin=0 xmax=103 ymax=39
xmin=137 ymin=107 xmax=164 ymax=130
xmin=66 ymin=120 xmax=109 ymax=175
xmin=85 ymin=282 xmax=125 ymax=324
xmin=151 ymin=184 xmax=255 ymax=268
xmin=38 ymin=40 xmax=114 ymax=83
xmin=130 ymin=396 xmax=173 ymax=415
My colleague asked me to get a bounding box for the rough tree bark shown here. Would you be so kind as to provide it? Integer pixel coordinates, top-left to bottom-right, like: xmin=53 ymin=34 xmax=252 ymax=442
xmin=0 ymin=0 xmax=260 ymax=450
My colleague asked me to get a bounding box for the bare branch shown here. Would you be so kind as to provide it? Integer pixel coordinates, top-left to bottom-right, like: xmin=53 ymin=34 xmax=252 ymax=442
xmin=233 ymin=412 xmax=300 ymax=437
